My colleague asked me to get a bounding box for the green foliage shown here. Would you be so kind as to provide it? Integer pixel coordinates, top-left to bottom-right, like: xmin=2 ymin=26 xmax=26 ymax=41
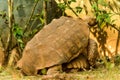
xmin=75 ymin=6 xmax=82 ymax=13
xmin=58 ymin=3 xmax=67 ymax=15
xmin=105 ymin=62 xmax=115 ymax=70
xmin=39 ymin=10 xmax=45 ymax=25
xmin=98 ymin=0 xmax=107 ymax=7
xmin=0 ymin=11 xmax=7 ymax=19
xmin=11 ymin=0 xmax=45 ymax=53
xmin=90 ymin=0 xmax=119 ymax=68
xmin=58 ymin=3 xmax=67 ymax=11
xmin=104 ymin=55 xmax=120 ymax=69
xmin=68 ymin=0 xmax=76 ymax=4
xmin=115 ymin=55 xmax=120 ymax=66
xmin=57 ymin=0 xmax=82 ymax=16
xmin=0 ymin=11 xmax=8 ymax=25
xmin=91 ymin=0 xmax=113 ymax=28
xmin=12 ymin=24 xmax=24 ymax=50
xmin=0 ymin=66 xmax=4 ymax=72
xmin=108 ymin=0 xmax=120 ymax=16
xmin=23 ymin=10 xmax=45 ymax=43
xmin=41 ymin=68 xmax=47 ymax=75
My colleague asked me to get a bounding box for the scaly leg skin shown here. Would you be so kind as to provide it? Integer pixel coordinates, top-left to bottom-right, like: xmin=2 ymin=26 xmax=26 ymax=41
xmin=65 ymin=54 xmax=89 ymax=72
xmin=87 ymin=39 xmax=99 ymax=68
xmin=64 ymin=39 xmax=98 ymax=72
xmin=47 ymin=65 xmax=62 ymax=75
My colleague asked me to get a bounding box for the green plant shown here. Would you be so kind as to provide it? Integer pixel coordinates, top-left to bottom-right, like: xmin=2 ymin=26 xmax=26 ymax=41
xmin=12 ymin=24 xmax=24 ymax=50
xmin=89 ymin=0 xmax=120 ymax=69
xmin=12 ymin=0 xmax=45 ymax=51
xmin=91 ymin=0 xmax=113 ymax=28
xmin=114 ymin=55 xmax=120 ymax=66
xmin=57 ymin=2 xmax=67 ymax=15
xmin=57 ymin=0 xmax=82 ymax=17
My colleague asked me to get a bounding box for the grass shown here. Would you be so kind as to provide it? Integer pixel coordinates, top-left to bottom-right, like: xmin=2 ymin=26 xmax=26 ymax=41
xmin=0 ymin=63 xmax=120 ymax=80
xmin=79 ymin=66 xmax=120 ymax=80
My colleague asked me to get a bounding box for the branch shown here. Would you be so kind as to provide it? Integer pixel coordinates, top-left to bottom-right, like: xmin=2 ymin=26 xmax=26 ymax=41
xmin=23 ymin=0 xmax=40 ymax=34
xmin=43 ymin=0 xmax=47 ymax=25
xmin=6 ymin=0 xmax=14 ymax=51
xmin=63 ymin=0 xmax=80 ymax=18
xmin=109 ymin=23 xmax=120 ymax=32
xmin=0 ymin=38 xmax=5 ymax=51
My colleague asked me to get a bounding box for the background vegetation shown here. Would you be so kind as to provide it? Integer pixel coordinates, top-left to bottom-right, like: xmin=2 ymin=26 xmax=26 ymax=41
xmin=0 ymin=0 xmax=120 ymax=79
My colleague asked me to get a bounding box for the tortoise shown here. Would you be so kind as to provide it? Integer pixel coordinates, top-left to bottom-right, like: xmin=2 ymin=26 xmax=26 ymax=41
xmin=17 ymin=16 xmax=98 ymax=75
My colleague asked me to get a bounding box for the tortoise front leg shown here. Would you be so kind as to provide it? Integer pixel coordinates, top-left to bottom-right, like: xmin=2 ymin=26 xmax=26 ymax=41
xmin=64 ymin=39 xmax=98 ymax=72
xmin=47 ymin=65 xmax=62 ymax=75
xmin=87 ymin=39 xmax=99 ymax=67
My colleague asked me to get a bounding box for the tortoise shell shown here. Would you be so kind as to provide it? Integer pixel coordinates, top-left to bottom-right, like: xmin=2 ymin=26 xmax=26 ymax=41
xmin=17 ymin=16 xmax=90 ymax=75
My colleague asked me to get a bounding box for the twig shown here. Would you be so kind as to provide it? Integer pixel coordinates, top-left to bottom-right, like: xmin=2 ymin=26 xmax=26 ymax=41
xmin=3 ymin=0 xmax=14 ymax=66
xmin=63 ymin=0 xmax=80 ymax=18
xmin=43 ymin=0 xmax=47 ymax=25
xmin=23 ymin=0 xmax=40 ymax=34
xmin=109 ymin=23 xmax=120 ymax=32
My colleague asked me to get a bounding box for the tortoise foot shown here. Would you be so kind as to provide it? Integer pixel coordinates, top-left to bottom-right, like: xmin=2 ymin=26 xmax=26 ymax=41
xmin=47 ymin=65 xmax=62 ymax=75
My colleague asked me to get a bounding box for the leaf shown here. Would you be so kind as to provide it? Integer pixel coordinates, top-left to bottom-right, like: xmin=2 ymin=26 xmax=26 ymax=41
xmin=17 ymin=39 xmax=23 ymax=43
xmin=58 ymin=3 xmax=66 ymax=11
xmin=105 ymin=17 xmax=111 ymax=23
xmin=111 ymin=19 xmax=116 ymax=23
xmin=68 ymin=0 xmax=76 ymax=3
xmin=108 ymin=2 xmax=115 ymax=12
xmin=92 ymin=3 xmax=98 ymax=11
xmin=113 ymin=0 xmax=120 ymax=12
xmin=75 ymin=6 xmax=82 ymax=13
xmin=100 ymin=22 xmax=106 ymax=29
xmin=68 ymin=1 xmax=71 ymax=4
xmin=40 ymin=17 xmax=44 ymax=25
xmin=33 ymin=29 xmax=38 ymax=34
xmin=106 ymin=62 xmax=115 ymax=69
xmin=20 ymin=44 xmax=24 ymax=49
xmin=41 ymin=69 xmax=47 ymax=75
xmin=83 ymin=5 xmax=88 ymax=15
xmin=98 ymin=0 xmax=108 ymax=6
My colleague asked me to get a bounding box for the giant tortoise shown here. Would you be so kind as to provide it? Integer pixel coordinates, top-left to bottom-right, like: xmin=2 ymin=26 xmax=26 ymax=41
xmin=17 ymin=16 xmax=98 ymax=75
